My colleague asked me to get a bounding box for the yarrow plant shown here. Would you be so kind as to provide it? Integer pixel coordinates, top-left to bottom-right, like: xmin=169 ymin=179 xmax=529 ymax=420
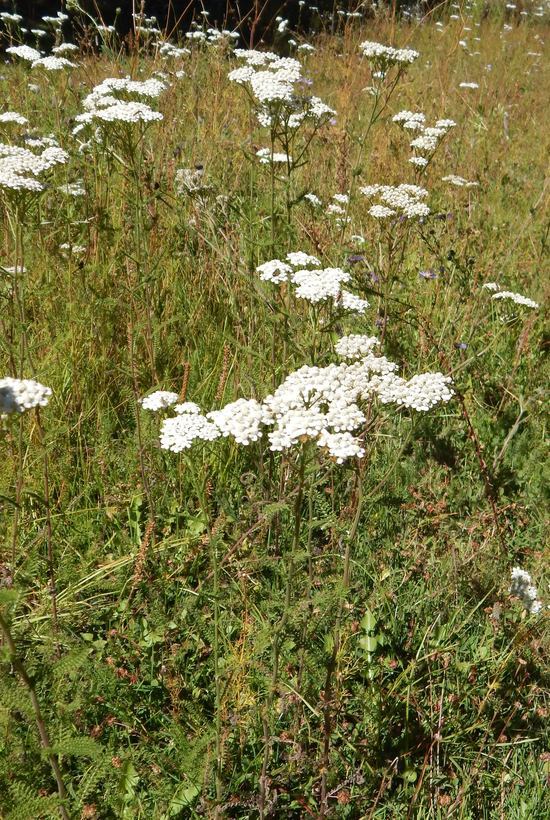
xmin=147 ymin=334 xmax=454 ymax=460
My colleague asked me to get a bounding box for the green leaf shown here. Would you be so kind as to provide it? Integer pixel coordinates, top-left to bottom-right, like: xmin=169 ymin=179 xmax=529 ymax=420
xmin=168 ymin=782 xmax=200 ymax=815
xmin=360 ymin=608 xmax=376 ymax=633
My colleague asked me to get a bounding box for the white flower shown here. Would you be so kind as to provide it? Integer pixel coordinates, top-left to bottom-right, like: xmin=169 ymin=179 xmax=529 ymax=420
xmin=160 ymin=410 xmax=220 ymax=451
xmin=317 ymin=430 xmax=365 ymax=463
xmin=292 ymin=267 xmax=350 ymax=303
xmin=286 ymin=251 xmax=320 ymax=267
xmin=0 ymin=112 xmax=28 ymax=125
xmin=0 ymin=142 xmax=68 ymax=192
xmin=482 ymin=282 xmax=500 ymax=291
xmin=491 ymin=291 xmax=539 ymax=309
xmin=140 ymin=391 xmax=180 ymax=411
xmin=256 ymin=258 xmax=293 ymax=283
xmin=338 ymin=291 xmax=370 ymax=314
xmin=0 ymin=377 xmax=52 ymax=414
xmin=52 ymin=43 xmax=79 ymax=55
xmin=256 ymin=148 xmax=291 ymax=164
xmin=510 ymin=567 xmax=543 ymax=614
xmin=6 ymin=45 xmax=42 ymax=62
xmin=335 ymin=335 xmax=379 ymax=360
xmin=359 ymin=40 xmax=419 ymax=66
xmin=304 ymin=192 xmax=321 ymax=207
xmin=207 ymin=399 xmax=264 ymax=445
xmin=409 ymin=156 xmax=428 ymax=167
xmin=459 ymin=82 xmax=479 ymax=89
xmin=369 ymin=204 xmax=396 ymax=219
xmin=32 ymin=56 xmax=76 ymax=70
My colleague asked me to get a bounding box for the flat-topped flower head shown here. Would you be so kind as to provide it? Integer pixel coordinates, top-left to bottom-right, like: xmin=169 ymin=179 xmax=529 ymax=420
xmin=491 ymin=290 xmax=539 ymax=309
xmin=0 ymin=112 xmax=28 ymax=125
xmin=140 ymin=391 xmax=180 ymax=411
xmin=32 ymin=56 xmax=76 ymax=70
xmin=0 ymin=142 xmax=68 ymax=192
xmin=256 ymin=259 xmax=293 ymax=283
xmin=6 ymin=45 xmax=42 ymax=62
xmin=359 ymin=40 xmax=419 ymax=68
xmin=336 ymin=335 xmax=380 ymax=360
xmin=0 ymin=377 xmax=52 ymax=414
xmin=160 ymin=410 xmax=221 ymax=452
xmin=286 ymin=251 xmax=321 ymax=268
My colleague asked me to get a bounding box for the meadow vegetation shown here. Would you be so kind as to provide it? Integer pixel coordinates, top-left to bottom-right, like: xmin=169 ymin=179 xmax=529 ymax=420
xmin=0 ymin=1 xmax=548 ymax=817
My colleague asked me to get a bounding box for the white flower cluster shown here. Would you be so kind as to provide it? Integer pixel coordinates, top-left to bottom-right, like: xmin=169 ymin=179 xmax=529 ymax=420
xmin=0 ymin=112 xmax=28 ymax=125
xmin=32 ymin=56 xmax=76 ymax=71
xmin=73 ymin=77 xmax=165 ymax=132
xmin=52 ymin=43 xmax=79 ymax=56
xmin=0 ymin=142 xmax=68 ymax=192
xmin=510 ymin=567 xmax=543 ymax=615
xmin=6 ymin=45 xmax=42 ymax=62
xmin=140 ymin=390 xmax=180 ymax=411
xmin=442 ymin=174 xmax=479 ymax=187
xmin=157 ymin=42 xmax=190 ymax=59
xmin=155 ymin=337 xmax=453 ymax=461
xmin=393 ymin=109 xmax=456 ymax=165
xmin=482 ymin=282 xmax=539 ymax=309
xmin=359 ymin=40 xmax=419 ymax=69
xmin=393 ymin=110 xmax=426 ymax=131
xmin=0 ymin=377 xmax=52 ymax=414
xmin=256 ymin=252 xmax=367 ymax=312
xmin=229 ymin=49 xmax=335 ymax=129
xmin=256 ymin=148 xmax=292 ymax=165
xmin=459 ymin=82 xmax=479 ymax=89
xmin=293 ymin=267 xmax=351 ymax=302
xmin=360 ymin=183 xmax=430 ymax=220
xmin=492 ymin=291 xmax=539 ymax=309
xmin=335 ymin=335 xmax=379 ymax=360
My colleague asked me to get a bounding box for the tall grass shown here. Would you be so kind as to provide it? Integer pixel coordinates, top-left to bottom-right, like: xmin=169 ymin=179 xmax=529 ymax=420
xmin=0 ymin=3 xmax=548 ymax=817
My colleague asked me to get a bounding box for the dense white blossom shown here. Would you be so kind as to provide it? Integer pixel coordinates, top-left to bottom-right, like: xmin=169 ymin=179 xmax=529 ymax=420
xmin=0 ymin=112 xmax=28 ymax=125
xmin=491 ymin=290 xmax=539 ymax=309
xmin=6 ymin=45 xmax=42 ymax=62
xmin=256 ymin=258 xmax=293 ymax=283
xmin=359 ymin=40 xmax=419 ymax=66
xmin=362 ymin=184 xmax=430 ymax=220
xmin=338 ymin=291 xmax=370 ymax=314
xmin=160 ymin=409 xmax=221 ymax=451
xmin=0 ymin=377 xmax=52 ymax=414
xmin=0 ymin=142 xmax=68 ymax=192
xmin=140 ymin=391 xmax=180 ymax=411
xmin=207 ymin=399 xmax=264 ymax=444
xmin=292 ymin=267 xmax=350 ymax=303
xmin=32 ymin=56 xmax=76 ymax=70
xmin=286 ymin=251 xmax=321 ymax=268
xmin=335 ymin=335 xmax=379 ymax=360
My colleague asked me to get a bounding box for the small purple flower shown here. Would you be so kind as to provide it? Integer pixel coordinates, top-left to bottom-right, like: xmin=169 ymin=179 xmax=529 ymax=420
xmin=454 ymin=342 xmax=468 ymax=350
xmin=369 ymin=270 xmax=380 ymax=284
xmin=329 ymin=117 xmax=337 ymax=126
xmin=419 ymin=269 xmax=437 ymax=280
xmin=347 ymin=254 xmax=365 ymax=264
